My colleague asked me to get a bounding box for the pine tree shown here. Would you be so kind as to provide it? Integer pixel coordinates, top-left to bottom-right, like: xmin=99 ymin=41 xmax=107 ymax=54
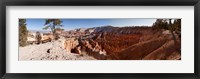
xmin=152 ymin=19 xmax=168 ymax=30
xmin=168 ymin=19 xmax=177 ymax=45
xmin=152 ymin=19 xmax=181 ymax=45
xmin=19 ymin=19 xmax=28 ymax=47
xmin=43 ymin=19 xmax=63 ymax=40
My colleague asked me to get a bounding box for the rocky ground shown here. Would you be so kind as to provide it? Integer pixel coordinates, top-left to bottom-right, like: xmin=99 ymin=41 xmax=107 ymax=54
xmin=19 ymin=38 xmax=96 ymax=60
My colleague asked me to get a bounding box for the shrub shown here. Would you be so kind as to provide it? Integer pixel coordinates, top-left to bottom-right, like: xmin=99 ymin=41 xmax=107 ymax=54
xmin=35 ymin=31 xmax=42 ymax=44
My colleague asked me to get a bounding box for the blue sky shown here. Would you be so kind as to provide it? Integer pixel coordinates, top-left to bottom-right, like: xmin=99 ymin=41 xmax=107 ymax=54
xmin=25 ymin=19 xmax=156 ymax=31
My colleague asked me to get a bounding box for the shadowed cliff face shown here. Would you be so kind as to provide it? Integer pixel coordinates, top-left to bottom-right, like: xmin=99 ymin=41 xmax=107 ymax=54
xmin=63 ymin=26 xmax=181 ymax=60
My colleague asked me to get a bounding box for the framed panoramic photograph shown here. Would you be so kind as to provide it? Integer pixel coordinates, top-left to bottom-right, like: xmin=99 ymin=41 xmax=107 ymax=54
xmin=0 ymin=0 xmax=200 ymax=79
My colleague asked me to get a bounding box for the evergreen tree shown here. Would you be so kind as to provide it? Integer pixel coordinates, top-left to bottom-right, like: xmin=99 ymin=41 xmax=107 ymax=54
xmin=43 ymin=19 xmax=63 ymax=40
xmin=152 ymin=19 xmax=181 ymax=46
xmin=19 ymin=19 xmax=28 ymax=47
xmin=152 ymin=19 xmax=168 ymax=30
xmin=172 ymin=19 xmax=181 ymax=34
xmin=168 ymin=19 xmax=177 ymax=45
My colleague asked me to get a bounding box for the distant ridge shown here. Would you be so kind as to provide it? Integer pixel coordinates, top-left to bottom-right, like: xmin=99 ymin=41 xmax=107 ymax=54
xmin=28 ymin=30 xmax=51 ymax=33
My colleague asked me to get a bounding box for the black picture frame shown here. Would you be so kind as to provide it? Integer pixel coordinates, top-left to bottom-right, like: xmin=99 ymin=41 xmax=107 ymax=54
xmin=0 ymin=0 xmax=200 ymax=79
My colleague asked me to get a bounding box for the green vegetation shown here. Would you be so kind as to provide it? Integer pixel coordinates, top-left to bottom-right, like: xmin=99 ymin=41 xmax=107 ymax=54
xmin=152 ymin=19 xmax=181 ymax=34
xmin=172 ymin=19 xmax=181 ymax=34
xmin=19 ymin=19 xmax=28 ymax=47
xmin=152 ymin=19 xmax=181 ymax=50
xmin=43 ymin=19 xmax=63 ymax=40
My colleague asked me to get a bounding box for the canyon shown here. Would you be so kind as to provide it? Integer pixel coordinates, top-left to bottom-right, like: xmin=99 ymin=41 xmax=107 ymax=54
xmin=63 ymin=26 xmax=181 ymax=60
xmin=19 ymin=26 xmax=181 ymax=60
